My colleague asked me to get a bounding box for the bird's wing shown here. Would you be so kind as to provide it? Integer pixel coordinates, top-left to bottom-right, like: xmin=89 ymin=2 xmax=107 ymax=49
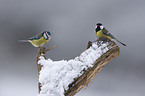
xmin=102 ymin=28 xmax=126 ymax=46
xmin=37 ymin=32 xmax=43 ymax=38
xmin=29 ymin=36 xmax=40 ymax=40
xmin=29 ymin=33 xmax=43 ymax=40
xmin=102 ymin=28 xmax=115 ymax=39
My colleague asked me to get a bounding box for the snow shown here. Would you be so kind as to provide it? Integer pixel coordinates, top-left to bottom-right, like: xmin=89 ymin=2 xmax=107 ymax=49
xmin=37 ymin=41 xmax=109 ymax=96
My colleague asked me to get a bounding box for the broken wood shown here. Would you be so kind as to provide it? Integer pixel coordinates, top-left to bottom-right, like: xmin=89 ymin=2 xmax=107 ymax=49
xmin=65 ymin=39 xmax=119 ymax=96
xmin=37 ymin=38 xmax=120 ymax=96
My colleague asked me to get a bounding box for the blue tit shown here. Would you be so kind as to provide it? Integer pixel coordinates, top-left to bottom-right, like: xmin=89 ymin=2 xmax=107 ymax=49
xmin=19 ymin=31 xmax=51 ymax=47
xmin=95 ymin=23 xmax=126 ymax=46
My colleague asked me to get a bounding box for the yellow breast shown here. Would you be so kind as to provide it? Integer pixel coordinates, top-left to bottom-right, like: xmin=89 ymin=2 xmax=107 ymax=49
xmin=96 ymin=30 xmax=111 ymax=39
xmin=28 ymin=37 xmax=49 ymax=47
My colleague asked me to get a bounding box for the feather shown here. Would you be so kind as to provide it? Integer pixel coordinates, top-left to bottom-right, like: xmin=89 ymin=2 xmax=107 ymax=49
xmin=102 ymin=28 xmax=115 ymax=39
xmin=18 ymin=40 xmax=29 ymax=42
xmin=115 ymin=38 xmax=127 ymax=46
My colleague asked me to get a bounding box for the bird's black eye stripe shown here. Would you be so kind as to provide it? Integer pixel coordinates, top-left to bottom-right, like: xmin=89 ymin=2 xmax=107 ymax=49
xmin=96 ymin=23 xmax=102 ymax=26
xmin=43 ymin=32 xmax=48 ymax=39
xmin=95 ymin=27 xmax=101 ymax=32
xmin=46 ymin=32 xmax=49 ymax=37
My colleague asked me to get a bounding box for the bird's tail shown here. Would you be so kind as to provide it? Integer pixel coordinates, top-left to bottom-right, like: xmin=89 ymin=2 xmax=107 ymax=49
xmin=18 ymin=40 xmax=29 ymax=42
xmin=115 ymin=38 xmax=126 ymax=46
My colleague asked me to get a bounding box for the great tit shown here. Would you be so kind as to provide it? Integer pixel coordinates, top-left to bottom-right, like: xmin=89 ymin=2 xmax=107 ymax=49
xmin=19 ymin=31 xmax=51 ymax=47
xmin=95 ymin=23 xmax=126 ymax=46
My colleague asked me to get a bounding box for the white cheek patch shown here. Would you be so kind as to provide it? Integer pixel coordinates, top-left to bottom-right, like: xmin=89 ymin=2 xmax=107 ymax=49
xmin=43 ymin=33 xmax=47 ymax=39
xmin=46 ymin=32 xmax=49 ymax=37
xmin=46 ymin=32 xmax=51 ymax=40
xmin=95 ymin=26 xmax=97 ymax=29
xmin=100 ymin=26 xmax=104 ymax=30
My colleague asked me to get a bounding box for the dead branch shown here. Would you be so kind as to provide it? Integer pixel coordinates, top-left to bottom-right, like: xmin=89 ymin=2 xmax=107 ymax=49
xmin=36 ymin=45 xmax=56 ymax=93
xmin=37 ymin=38 xmax=120 ymax=96
xmin=64 ymin=39 xmax=119 ymax=96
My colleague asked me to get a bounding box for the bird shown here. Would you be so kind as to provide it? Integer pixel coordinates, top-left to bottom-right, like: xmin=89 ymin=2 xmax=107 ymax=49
xmin=19 ymin=31 xmax=51 ymax=47
xmin=95 ymin=23 xmax=126 ymax=46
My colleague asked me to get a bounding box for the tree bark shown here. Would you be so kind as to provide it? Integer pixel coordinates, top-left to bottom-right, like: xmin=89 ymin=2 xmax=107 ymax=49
xmin=36 ymin=45 xmax=56 ymax=93
xmin=65 ymin=40 xmax=119 ymax=96
xmin=37 ymin=38 xmax=120 ymax=96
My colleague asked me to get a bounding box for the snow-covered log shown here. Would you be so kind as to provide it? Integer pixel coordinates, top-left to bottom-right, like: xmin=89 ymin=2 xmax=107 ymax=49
xmin=37 ymin=38 xmax=120 ymax=96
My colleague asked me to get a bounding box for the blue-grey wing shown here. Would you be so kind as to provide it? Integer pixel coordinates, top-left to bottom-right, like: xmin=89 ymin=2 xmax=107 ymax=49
xmin=29 ymin=36 xmax=40 ymax=40
xmin=29 ymin=32 xmax=43 ymax=40
xmin=102 ymin=28 xmax=115 ymax=39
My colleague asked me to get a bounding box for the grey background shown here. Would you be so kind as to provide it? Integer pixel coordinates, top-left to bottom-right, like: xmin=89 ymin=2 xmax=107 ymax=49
xmin=0 ymin=0 xmax=145 ymax=96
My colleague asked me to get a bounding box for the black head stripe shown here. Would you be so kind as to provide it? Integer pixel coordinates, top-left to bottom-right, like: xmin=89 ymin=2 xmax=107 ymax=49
xmin=96 ymin=23 xmax=102 ymax=26
xmin=46 ymin=32 xmax=49 ymax=37
xmin=47 ymin=31 xmax=51 ymax=36
xmin=96 ymin=27 xmax=101 ymax=32
xmin=43 ymin=32 xmax=48 ymax=39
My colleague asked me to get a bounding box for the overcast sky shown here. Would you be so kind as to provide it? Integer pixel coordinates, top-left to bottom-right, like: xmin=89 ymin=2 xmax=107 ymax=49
xmin=0 ymin=0 xmax=145 ymax=96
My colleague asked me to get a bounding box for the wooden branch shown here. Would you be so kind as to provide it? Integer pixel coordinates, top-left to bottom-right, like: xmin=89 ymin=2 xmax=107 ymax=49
xmin=37 ymin=38 xmax=120 ymax=96
xmin=36 ymin=45 xmax=56 ymax=93
xmin=64 ymin=39 xmax=120 ymax=96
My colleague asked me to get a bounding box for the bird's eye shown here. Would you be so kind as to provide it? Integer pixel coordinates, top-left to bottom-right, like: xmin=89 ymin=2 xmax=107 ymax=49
xmin=100 ymin=26 xmax=104 ymax=30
